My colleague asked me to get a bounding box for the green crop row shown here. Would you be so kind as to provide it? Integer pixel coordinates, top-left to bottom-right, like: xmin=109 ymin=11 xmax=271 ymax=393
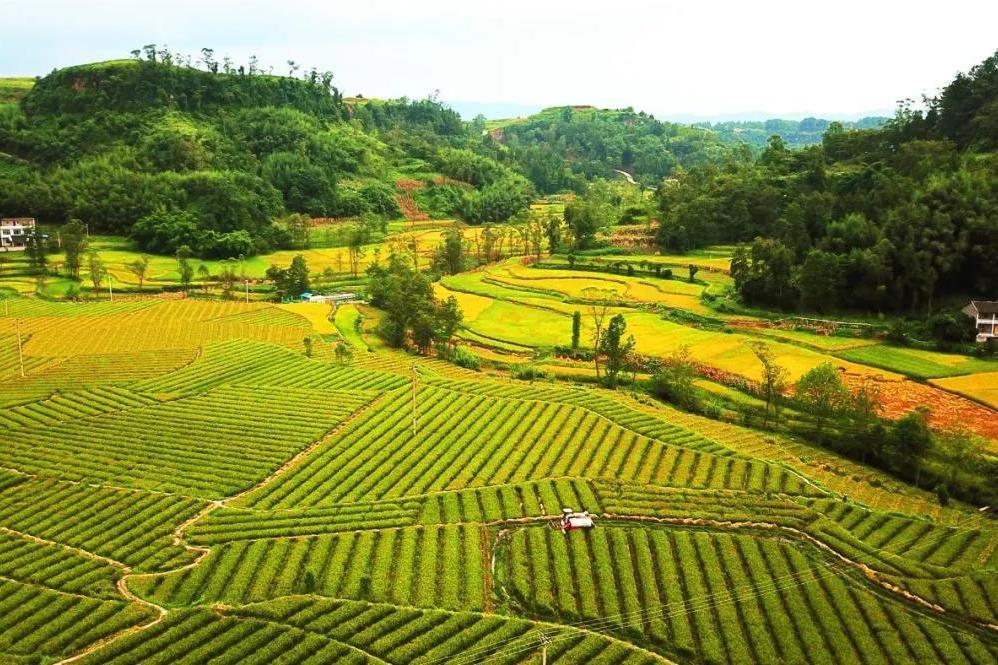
xmin=902 ymin=574 xmax=998 ymax=626
xmin=809 ymin=498 xmax=998 ymax=571
xmin=188 ymin=499 xmax=421 ymax=543
xmin=74 ymin=599 xmax=659 ymax=665
xmin=132 ymin=524 xmax=486 ymax=611
xmin=133 ymin=339 xmax=407 ymax=395
xmin=0 ymin=385 xmax=371 ymax=498
xmin=424 ymin=375 xmax=732 ymax=455
xmin=0 ymin=578 xmax=152 ymax=661
xmin=0 ymin=386 xmax=160 ymax=430
xmin=499 ymin=523 xmax=998 ymax=665
xmin=74 ymin=608 xmax=363 ymax=665
xmin=0 ymin=530 xmax=121 ymax=599
xmin=418 ymin=478 xmax=601 ymax=524
xmin=0 ymin=477 xmax=202 ymax=572
xmin=229 ymin=597 xmax=661 ymax=664
xmin=243 ymin=385 xmax=808 ymax=511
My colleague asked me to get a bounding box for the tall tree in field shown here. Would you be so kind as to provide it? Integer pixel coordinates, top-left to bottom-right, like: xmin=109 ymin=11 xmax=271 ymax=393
xmin=127 ymin=255 xmax=150 ymax=290
xmin=198 ymin=264 xmax=210 ymax=292
xmin=61 ymin=219 xmax=87 ymax=279
xmin=87 ymin=250 xmax=104 ymax=292
xmin=347 ymin=224 xmax=367 ymax=278
xmin=529 ymin=218 xmax=545 ymax=259
xmin=24 ymin=232 xmax=47 ymax=274
xmin=176 ymin=245 xmax=195 ymax=293
xmin=598 ymin=313 xmax=636 ymax=388
xmin=571 ymin=310 xmax=582 ymax=351
xmin=749 ymin=341 xmax=789 ymax=428
xmin=434 ymin=296 xmax=463 ymax=351
xmin=435 ymin=226 xmax=465 ymax=275
xmin=794 ymin=362 xmax=851 ymax=438
xmin=545 ymin=211 xmax=562 ymax=253
xmin=582 ymin=288 xmax=614 ymax=380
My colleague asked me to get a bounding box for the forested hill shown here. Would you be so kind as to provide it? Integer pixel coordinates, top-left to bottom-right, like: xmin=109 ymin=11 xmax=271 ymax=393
xmin=0 ymin=55 xmax=535 ymax=258
xmin=655 ymin=49 xmax=998 ymax=315
xmin=704 ymin=116 xmax=888 ymax=150
xmin=487 ymin=106 xmax=737 ymax=191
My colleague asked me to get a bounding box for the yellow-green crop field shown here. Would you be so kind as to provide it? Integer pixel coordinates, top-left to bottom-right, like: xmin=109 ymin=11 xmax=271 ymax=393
xmin=0 ymin=293 xmax=994 ymax=664
xmin=932 ymin=371 xmax=998 ymax=410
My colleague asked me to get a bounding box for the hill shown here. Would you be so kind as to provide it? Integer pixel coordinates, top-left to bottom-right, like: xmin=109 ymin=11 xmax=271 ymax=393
xmin=0 ymin=77 xmax=33 ymax=104
xmin=486 ymin=105 xmax=738 ymax=191
xmin=0 ymin=56 xmax=534 ymax=257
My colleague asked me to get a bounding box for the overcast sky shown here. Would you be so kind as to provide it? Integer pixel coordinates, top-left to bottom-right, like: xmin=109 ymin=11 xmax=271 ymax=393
xmin=3 ymin=0 xmax=996 ymax=120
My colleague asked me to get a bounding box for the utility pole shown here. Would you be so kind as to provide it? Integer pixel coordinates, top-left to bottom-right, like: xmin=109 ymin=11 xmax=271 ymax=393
xmin=539 ymin=632 xmax=551 ymax=665
xmin=244 ymin=279 xmax=250 ymax=303
xmin=15 ymin=318 xmax=25 ymax=378
xmin=107 ymin=273 xmax=114 ymax=302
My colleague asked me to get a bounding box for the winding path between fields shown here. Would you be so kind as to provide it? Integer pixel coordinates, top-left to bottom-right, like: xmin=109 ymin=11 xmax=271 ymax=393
xmin=52 ymin=394 xmax=387 ymax=665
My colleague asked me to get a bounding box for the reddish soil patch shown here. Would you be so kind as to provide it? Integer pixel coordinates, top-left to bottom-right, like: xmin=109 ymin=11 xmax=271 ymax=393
xmin=395 ymin=179 xmax=425 ymax=191
xmin=395 ymin=193 xmax=428 ymax=221
xmin=846 ymin=374 xmax=998 ymax=443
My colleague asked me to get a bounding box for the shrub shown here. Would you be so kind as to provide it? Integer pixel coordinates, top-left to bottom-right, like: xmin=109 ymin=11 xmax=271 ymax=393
xmin=512 ymin=365 xmax=552 ymax=381
xmin=450 ymin=346 xmax=480 ymax=371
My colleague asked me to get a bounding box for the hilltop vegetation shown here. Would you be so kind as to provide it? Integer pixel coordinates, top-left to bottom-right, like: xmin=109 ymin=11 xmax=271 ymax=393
xmin=0 ymin=48 xmax=534 ymax=257
xmin=488 ymin=105 xmax=737 ymax=191
xmin=655 ymin=50 xmax=998 ymax=315
xmin=703 ymin=116 xmax=887 ymax=149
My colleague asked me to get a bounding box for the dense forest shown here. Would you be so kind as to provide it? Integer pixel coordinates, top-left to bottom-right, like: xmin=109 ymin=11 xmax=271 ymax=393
xmin=488 ymin=106 xmax=737 ymax=191
xmin=0 ymin=47 xmax=534 ymax=257
xmin=655 ymin=50 xmax=998 ymax=315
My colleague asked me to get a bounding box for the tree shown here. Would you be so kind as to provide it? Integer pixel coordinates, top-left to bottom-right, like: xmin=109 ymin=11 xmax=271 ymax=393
xmin=648 ymin=345 xmax=699 ymax=411
xmin=347 ymin=224 xmax=367 ymax=278
xmin=565 ymin=180 xmax=616 ymax=249
xmin=303 ymin=336 xmax=313 ymax=358
xmin=87 ymin=250 xmax=104 ymax=292
xmin=688 ymin=264 xmax=699 ymax=283
xmin=545 ymin=212 xmax=563 ymax=254
xmin=749 ymin=341 xmax=789 ymax=428
xmin=796 ymin=249 xmax=842 ymax=313
xmin=794 ymin=362 xmax=852 ymax=437
xmin=175 ymin=245 xmax=194 ymax=292
xmin=198 ymin=264 xmax=210 ymax=292
xmin=528 ymin=218 xmax=546 ymax=259
xmin=885 ymin=411 xmax=933 ymax=486
xmin=266 ymin=255 xmax=310 ymax=299
xmin=582 ymin=288 xmax=614 ymax=380
xmin=219 ymin=260 xmax=238 ymax=299
xmin=127 ymin=255 xmax=150 ymax=290
xmin=61 ymin=219 xmax=87 ymax=279
xmin=435 ymin=296 xmax=463 ymax=352
xmin=334 ymin=340 xmax=353 ymax=364
xmin=24 ymin=231 xmax=48 ymax=274
xmin=435 ymin=226 xmax=465 ymax=275
xmin=284 ymin=212 xmax=311 ymax=249
xmin=571 ymin=310 xmax=582 ymax=351
xmin=598 ymin=314 xmax=636 ymax=388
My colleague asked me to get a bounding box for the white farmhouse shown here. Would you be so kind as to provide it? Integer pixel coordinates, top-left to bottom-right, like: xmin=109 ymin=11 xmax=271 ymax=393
xmin=962 ymin=300 xmax=998 ymax=342
xmin=0 ymin=217 xmax=35 ymax=251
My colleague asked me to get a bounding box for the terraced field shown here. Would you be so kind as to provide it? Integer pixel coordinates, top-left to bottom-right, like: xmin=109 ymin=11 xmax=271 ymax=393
xmin=0 ymin=297 xmax=994 ymax=663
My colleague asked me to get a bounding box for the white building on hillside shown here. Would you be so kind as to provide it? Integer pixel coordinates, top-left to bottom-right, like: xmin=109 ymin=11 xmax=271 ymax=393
xmin=962 ymin=300 xmax=998 ymax=342
xmin=0 ymin=217 xmax=35 ymax=251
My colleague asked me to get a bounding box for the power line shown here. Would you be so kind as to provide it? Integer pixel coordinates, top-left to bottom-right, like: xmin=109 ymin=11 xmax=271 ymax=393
xmin=435 ymin=561 xmax=841 ymax=665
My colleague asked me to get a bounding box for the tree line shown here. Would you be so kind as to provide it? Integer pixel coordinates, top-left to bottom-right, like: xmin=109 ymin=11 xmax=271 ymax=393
xmin=655 ymin=50 xmax=998 ymax=315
